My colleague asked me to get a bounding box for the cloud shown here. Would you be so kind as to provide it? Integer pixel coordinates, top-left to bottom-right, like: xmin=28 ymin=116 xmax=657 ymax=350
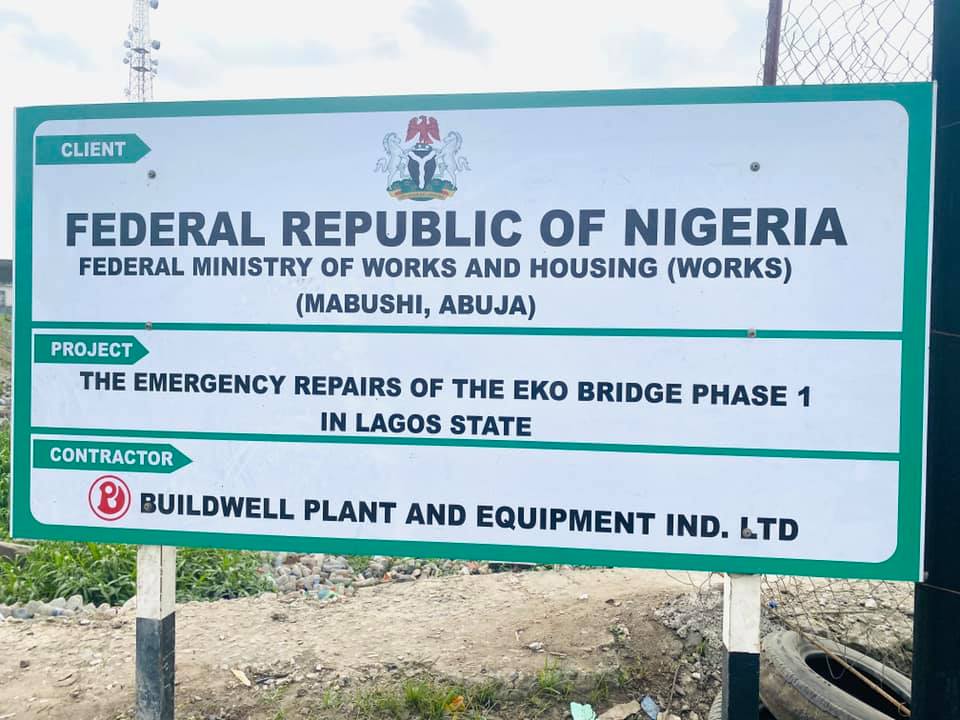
xmin=368 ymin=35 xmax=402 ymax=60
xmin=0 ymin=8 xmax=31 ymax=29
xmin=197 ymin=37 xmax=338 ymax=68
xmin=156 ymin=55 xmax=223 ymax=88
xmin=608 ymin=3 xmax=767 ymax=87
xmin=0 ymin=0 xmax=776 ymax=258
xmin=408 ymin=0 xmax=491 ymax=54
xmin=0 ymin=7 xmax=93 ymax=70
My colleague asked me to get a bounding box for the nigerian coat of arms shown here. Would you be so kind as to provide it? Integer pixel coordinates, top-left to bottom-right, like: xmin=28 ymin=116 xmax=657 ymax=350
xmin=375 ymin=115 xmax=470 ymax=200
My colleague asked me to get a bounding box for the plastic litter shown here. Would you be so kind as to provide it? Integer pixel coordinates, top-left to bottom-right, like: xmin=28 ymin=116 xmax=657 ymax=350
xmin=598 ymin=699 xmax=643 ymax=720
xmin=570 ymin=702 xmax=598 ymax=720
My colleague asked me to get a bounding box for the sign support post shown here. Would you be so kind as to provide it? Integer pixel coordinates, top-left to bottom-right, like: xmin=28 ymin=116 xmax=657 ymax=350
xmin=721 ymin=573 xmax=762 ymax=720
xmin=136 ymin=545 xmax=176 ymax=720
xmin=912 ymin=0 xmax=960 ymax=717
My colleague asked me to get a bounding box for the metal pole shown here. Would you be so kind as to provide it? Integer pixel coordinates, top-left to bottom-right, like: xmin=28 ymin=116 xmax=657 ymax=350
xmin=136 ymin=545 xmax=176 ymax=720
xmin=912 ymin=1 xmax=960 ymax=717
xmin=763 ymin=0 xmax=783 ymax=85
xmin=721 ymin=573 xmax=761 ymax=720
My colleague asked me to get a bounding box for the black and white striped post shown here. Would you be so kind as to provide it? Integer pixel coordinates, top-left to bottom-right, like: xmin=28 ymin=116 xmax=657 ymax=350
xmin=136 ymin=545 xmax=176 ymax=720
xmin=721 ymin=573 xmax=762 ymax=719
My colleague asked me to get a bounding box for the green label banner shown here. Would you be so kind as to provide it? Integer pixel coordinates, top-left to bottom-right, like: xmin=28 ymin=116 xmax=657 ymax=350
xmin=34 ymin=334 xmax=148 ymax=364
xmin=35 ymin=134 xmax=150 ymax=165
xmin=33 ymin=439 xmax=191 ymax=474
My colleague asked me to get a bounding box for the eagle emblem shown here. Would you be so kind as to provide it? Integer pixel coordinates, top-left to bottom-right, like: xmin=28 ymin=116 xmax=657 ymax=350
xmin=375 ymin=115 xmax=470 ymax=200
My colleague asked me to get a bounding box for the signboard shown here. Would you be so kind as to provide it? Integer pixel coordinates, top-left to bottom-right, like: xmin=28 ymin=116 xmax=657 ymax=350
xmin=12 ymin=84 xmax=934 ymax=580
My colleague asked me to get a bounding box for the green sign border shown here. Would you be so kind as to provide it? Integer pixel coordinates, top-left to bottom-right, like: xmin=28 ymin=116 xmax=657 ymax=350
xmin=11 ymin=84 xmax=934 ymax=580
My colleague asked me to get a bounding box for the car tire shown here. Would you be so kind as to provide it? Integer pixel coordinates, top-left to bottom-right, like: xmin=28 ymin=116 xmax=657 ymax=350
xmin=708 ymin=691 xmax=722 ymax=720
xmin=760 ymin=630 xmax=910 ymax=720
xmin=707 ymin=690 xmax=776 ymax=719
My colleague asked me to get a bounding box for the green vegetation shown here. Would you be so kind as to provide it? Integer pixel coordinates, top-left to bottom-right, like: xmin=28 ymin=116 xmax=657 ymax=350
xmin=354 ymin=685 xmax=405 ymax=718
xmin=175 ymin=547 xmax=271 ymax=602
xmin=0 ymin=540 xmax=272 ymax=606
xmin=0 ymin=427 xmax=271 ymax=606
xmin=318 ymin=687 xmax=343 ymax=710
xmin=588 ymin=671 xmax=613 ymax=707
xmin=586 ymin=667 xmax=632 ymax=707
xmin=258 ymin=685 xmax=290 ymax=720
xmin=200 ymin=670 xmax=637 ymax=719
xmin=1 ymin=541 xmax=135 ymax=605
xmin=608 ymin=623 xmax=628 ymax=646
xmin=346 ymin=554 xmax=372 ymax=574
xmin=0 ymin=427 xmax=9 ymax=540
xmin=350 ymin=677 xmax=502 ymax=720
xmin=403 ymin=679 xmax=462 ymax=720
xmin=694 ymin=636 xmax=709 ymax=656
xmin=534 ymin=658 xmax=575 ymax=701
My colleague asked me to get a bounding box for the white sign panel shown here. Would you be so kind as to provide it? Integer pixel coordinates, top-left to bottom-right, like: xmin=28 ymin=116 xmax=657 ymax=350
xmin=13 ymin=85 xmax=934 ymax=579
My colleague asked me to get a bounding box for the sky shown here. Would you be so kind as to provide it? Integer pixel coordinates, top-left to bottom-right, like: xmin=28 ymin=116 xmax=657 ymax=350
xmin=0 ymin=0 xmax=773 ymax=258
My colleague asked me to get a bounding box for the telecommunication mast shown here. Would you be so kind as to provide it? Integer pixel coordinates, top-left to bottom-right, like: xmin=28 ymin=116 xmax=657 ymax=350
xmin=122 ymin=0 xmax=160 ymax=101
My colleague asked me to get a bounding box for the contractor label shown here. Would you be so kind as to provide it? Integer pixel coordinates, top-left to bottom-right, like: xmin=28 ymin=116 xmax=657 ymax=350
xmin=12 ymin=85 xmax=934 ymax=579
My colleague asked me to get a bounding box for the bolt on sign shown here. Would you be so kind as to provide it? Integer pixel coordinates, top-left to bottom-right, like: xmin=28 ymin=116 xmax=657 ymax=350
xmin=12 ymin=85 xmax=934 ymax=580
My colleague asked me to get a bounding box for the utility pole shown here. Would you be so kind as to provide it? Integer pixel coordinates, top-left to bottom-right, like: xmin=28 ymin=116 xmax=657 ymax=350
xmin=912 ymin=0 xmax=960 ymax=717
xmin=762 ymin=0 xmax=783 ymax=85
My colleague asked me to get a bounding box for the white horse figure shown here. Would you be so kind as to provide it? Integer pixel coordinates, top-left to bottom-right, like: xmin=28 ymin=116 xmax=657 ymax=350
xmin=435 ymin=131 xmax=470 ymax=187
xmin=374 ymin=132 xmax=409 ymax=188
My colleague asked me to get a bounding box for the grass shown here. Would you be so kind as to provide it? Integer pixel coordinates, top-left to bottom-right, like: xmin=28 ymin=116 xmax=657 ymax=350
xmin=354 ymin=686 xmax=406 ymax=718
xmin=319 ymin=687 xmax=343 ymax=709
xmin=351 ymin=676 xmax=503 ymax=720
xmin=588 ymin=671 xmax=613 ymax=706
xmin=0 ymin=426 xmax=272 ymax=606
xmin=535 ymin=658 xmax=574 ymax=699
xmin=0 ymin=541 xmax=136 ymax=606
xmin=586 ymin=667 xmax=632 ymax=707
xmin=608 ymin=624 xmax=628 ymax=647
xmin=346 ymin=554 xmax=372 ymax=574
xmin=404 ymin=679 xmax=463 ymax=720
xmin=0 ymin=426 xmax=9 ymax=541
xmin=258 ymin=686 xmax=289 ymax=719
xmin=0 ymin=540 xmax=272 ymax=606
xmin=175 ymin=547 xmax=272 ymax=602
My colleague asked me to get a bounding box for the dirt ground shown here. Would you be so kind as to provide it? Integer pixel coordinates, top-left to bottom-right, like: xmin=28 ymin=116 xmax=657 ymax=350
xmin=0 ymin=568 xmax=711 ymax=720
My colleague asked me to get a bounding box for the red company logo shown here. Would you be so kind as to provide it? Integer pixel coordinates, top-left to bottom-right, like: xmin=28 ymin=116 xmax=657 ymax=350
xmin=88 ymin=475 xmax=131 ymax=521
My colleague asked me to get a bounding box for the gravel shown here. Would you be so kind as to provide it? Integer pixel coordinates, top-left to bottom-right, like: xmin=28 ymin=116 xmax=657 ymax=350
xmin=0 ymin=598 xmax=118 ymax=623
xmin=654 ymin=578 xmax=915 ymax=676
xmin=256 ymin=552 xmax=544 ymax=603
xmin=2 ymin=549 xmax=549 ymax=621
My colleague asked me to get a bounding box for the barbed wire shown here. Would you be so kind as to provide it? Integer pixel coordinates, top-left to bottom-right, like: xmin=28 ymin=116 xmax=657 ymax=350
xmin=761 ymin=0 xmax=933 ymax=84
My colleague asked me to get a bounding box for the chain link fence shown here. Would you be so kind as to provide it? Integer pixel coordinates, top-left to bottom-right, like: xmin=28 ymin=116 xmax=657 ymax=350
xmin=655 ymin=572 xmax=914 ymax=716
xmin=761 ymin=576 xmax=914 ymax=675
xmin=761 ymin=0 xmax=933 ymax=84
xmin=750 ymin=0 xmax=933 ymax=691
xmin=659 ymin=573 xmax=915 ymax=674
